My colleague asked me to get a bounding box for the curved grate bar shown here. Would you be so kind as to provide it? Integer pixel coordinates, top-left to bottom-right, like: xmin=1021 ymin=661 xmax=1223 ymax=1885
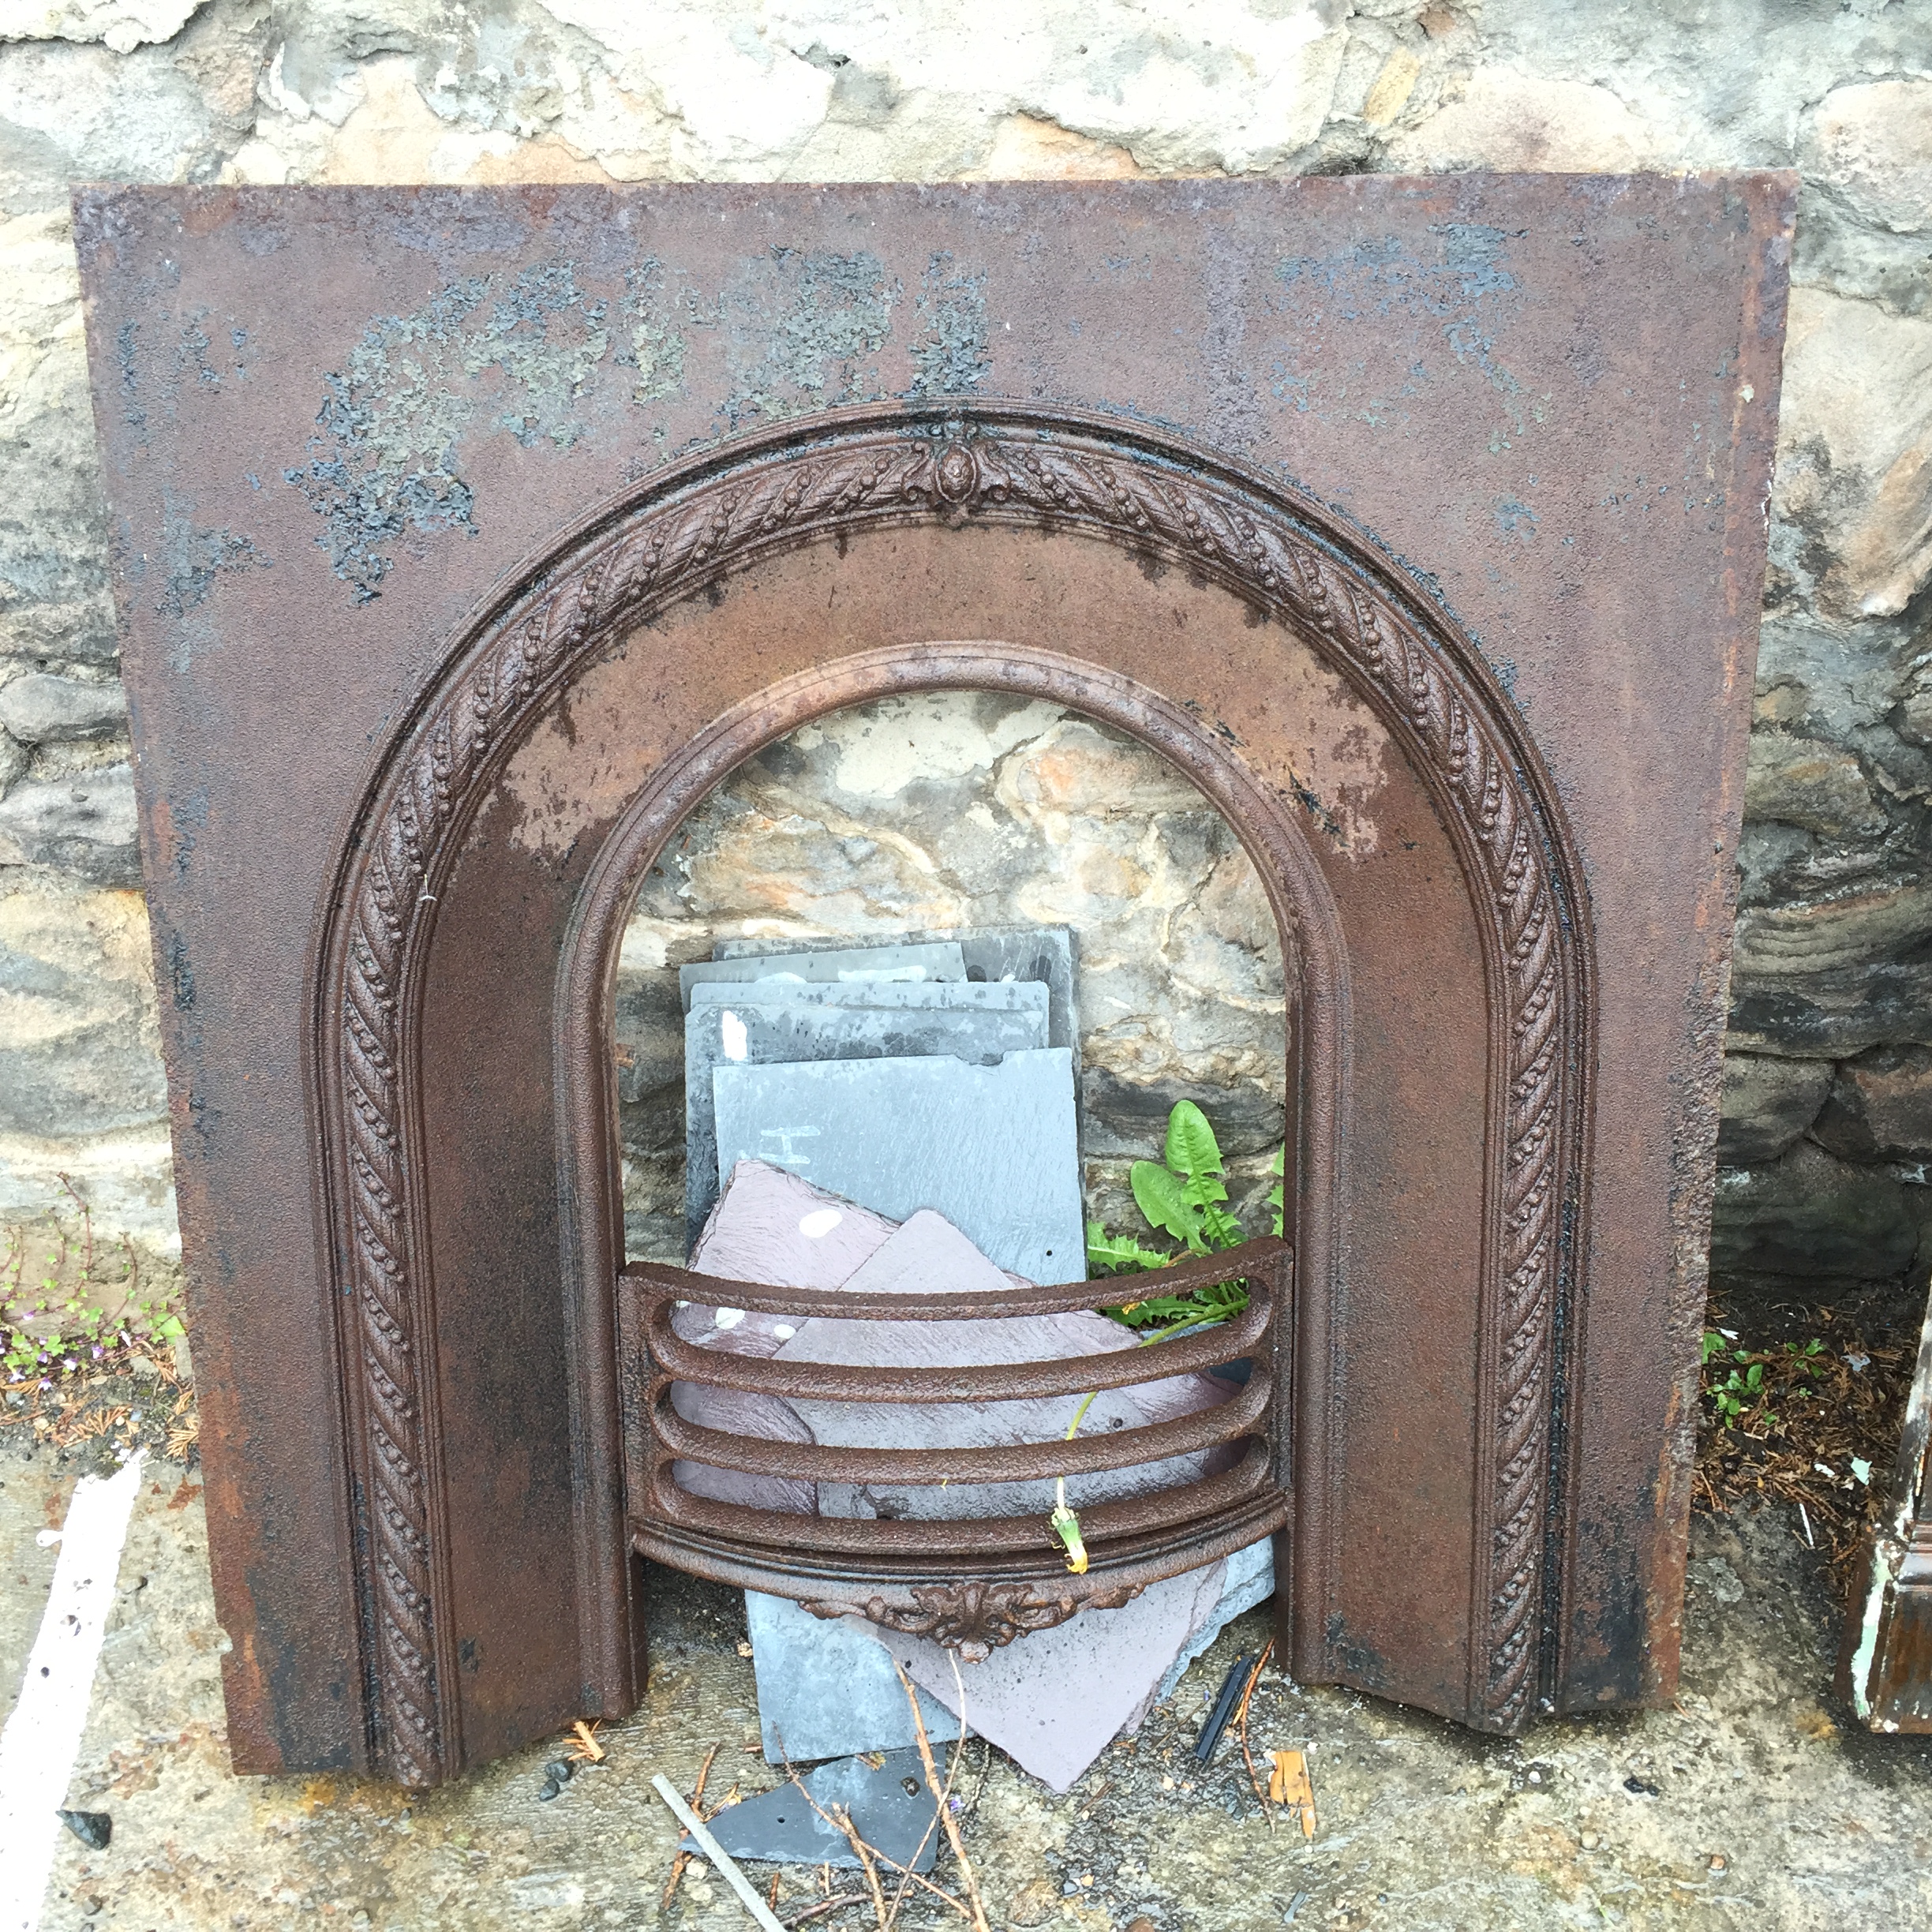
xmin=647 ymin=1361 xmax=1271 ymax=1485
xmin=637 ymin=1271 xmax=1275 ymax=1402
xmin=648 ymin=1439 xmax=1282 ymax=1559
xmin=623 ymin=1239 xmax=1285 ymax=1322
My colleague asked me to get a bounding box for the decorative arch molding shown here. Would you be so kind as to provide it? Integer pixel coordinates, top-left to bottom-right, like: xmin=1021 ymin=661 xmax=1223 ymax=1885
xmin=316 ymin=401 xmax=1593 ymax=1786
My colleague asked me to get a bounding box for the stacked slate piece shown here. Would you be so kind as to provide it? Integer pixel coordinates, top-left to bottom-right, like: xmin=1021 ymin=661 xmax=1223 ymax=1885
xmin=671 ymin=929 xmax=1274 ymax=1794
xmin=680 ymin=929 xmax=1083 ymax=1274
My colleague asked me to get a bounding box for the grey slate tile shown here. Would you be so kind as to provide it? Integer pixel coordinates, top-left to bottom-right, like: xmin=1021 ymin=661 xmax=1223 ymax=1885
xmin=680 ymin=942 xmax=965 ymax=1010
xmin=690 ymin=979 xmax=1046 ymax=1019
xmin=744 ymin=1592 xmax=960 ymax=1765
xmin=711 ymin=1050 xmax=1084 ymax=1283
xmin=683 ymin=990 xmax=1049 ymax=1245
xmin=717 ymin=926 xmax=1080 ymax=1069
xmin=678 ymin=1745 xmax=943 ymax=1872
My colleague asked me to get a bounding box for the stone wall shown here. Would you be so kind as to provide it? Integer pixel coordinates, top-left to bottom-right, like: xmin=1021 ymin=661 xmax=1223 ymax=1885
xmin=1 ymin=0 xmax=1926 ymax=1311
xmin=614 ymin=695 xmax=1288 ymax=1262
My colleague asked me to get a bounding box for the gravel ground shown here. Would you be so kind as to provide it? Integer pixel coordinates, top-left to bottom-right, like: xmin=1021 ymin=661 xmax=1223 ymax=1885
xmin=4 ymin=1426 xmax=1929 ymax=1931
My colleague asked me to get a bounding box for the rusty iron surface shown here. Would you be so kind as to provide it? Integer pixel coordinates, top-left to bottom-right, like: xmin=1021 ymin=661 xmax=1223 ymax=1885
xmin=72 ymin=178 xmax=1793 ymax=1785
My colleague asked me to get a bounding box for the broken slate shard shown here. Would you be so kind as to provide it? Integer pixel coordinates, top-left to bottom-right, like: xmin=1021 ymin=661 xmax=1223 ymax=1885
xmin=717 ymin=926 xmax=1080 ymax=1072
xmin=679 ymin=942 xmax=965 ymax=1010
xmin=746 ymin=1591 xmax=960 ymax=1765
xmin=56 ymin=1808 xmax=111 ymax=1850
xmin=711 ymin=1049 xmax=1084 ymax=1283
xmin=683 ymin=990 xmax=1050 ymax=1246
xmin=679 ymin=1747 xmax=942 ymax=1873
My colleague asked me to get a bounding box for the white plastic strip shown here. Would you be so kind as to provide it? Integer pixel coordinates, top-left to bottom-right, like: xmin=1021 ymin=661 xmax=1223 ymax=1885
xmin=650 ymin=1772 xmax=787 ymax=1932
xmin=0 ymin=1451 xmax=145 ymax=1932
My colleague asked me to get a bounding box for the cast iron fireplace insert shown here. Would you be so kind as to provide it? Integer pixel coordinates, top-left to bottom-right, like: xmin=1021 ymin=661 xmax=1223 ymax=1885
xmin=75 ymin=177 xmax=1795 ymax=1788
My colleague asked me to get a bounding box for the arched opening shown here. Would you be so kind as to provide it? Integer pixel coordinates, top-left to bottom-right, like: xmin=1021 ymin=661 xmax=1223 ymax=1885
xmin=554 ymin=640 xmax=1346 ymax=1749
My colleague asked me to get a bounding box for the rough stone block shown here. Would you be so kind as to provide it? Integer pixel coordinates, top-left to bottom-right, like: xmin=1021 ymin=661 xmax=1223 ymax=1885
xmin=1082 ymin=1064 xmax=1287 ymax=1161
xmin=712 ymin=1049 xmax=1084 ymax=1283
xmin=0 ymin=672 xmax=127 ymax=745
xmin=680 ymin=941 xmax=964 ymax=1009
xmin=1717 ymin=1053 xmax=1833 ymax=1163
xmin=745 ymin=1591 xmax=959 ymax=1765
xmin=1712 ymin=1140 xmax=1920 ymax=1282
xmin=0 ymin=884 xmax=165 ymax=1137
xmin=1744 ymin=731 xmax=1887 ymax=839
xmin=1802 ymin=78 xmax=1932 ymax=239
xmin=1813 ymin=1043 xmax=1932 ymax=1162
xmin=1728 ymin=957 xmax=1932 ymax=1061
xmin=683 ymin=989 xmax=1049 ymax=1245
xmin=0 ymin=766 xmax=140 ymax=886
xmin=680 ymin=1744 xmax=942 ymax=1872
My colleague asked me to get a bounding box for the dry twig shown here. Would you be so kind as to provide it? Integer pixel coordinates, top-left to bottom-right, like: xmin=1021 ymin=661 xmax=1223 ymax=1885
xmin=880 ymin=1662 xmax=974 ymax=1932
xmin=779 ymin=1780 xmax=893 ymax=1930
xmin=905 ymin=1657 xmax=991 ymax=1932
xmin=784 ymin=1896 xmax=866 ymax=1927
xmin=662 ymin=1740 xmax=722 ymax=1907
xmin=783 ymin=1743 xmax=971 ymax=1926
xmin=1234 ymin=1639 xmax=1275 ymax=1826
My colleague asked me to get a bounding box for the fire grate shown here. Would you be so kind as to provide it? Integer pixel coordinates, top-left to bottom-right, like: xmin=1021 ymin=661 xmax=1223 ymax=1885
xmin=619 ymin=1240 xmax=1292 ymax=1649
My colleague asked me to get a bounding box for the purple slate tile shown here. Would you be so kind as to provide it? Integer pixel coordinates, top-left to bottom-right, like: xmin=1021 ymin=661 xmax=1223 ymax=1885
xmin=667 ymin=1383 xmax=817 ymax=1518
xmin=848 ymin=1558 xmax=1229 ymax=1793
xmin=666 ymin=1160 xmax=898 ymax=1518
xmin=680 ymin=1158 xmax=898 ymax=1354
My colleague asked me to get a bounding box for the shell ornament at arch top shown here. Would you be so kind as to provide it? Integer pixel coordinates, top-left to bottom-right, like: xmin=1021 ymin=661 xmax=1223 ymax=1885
xmin=933 ymin=438 xmax=979 ymax=506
